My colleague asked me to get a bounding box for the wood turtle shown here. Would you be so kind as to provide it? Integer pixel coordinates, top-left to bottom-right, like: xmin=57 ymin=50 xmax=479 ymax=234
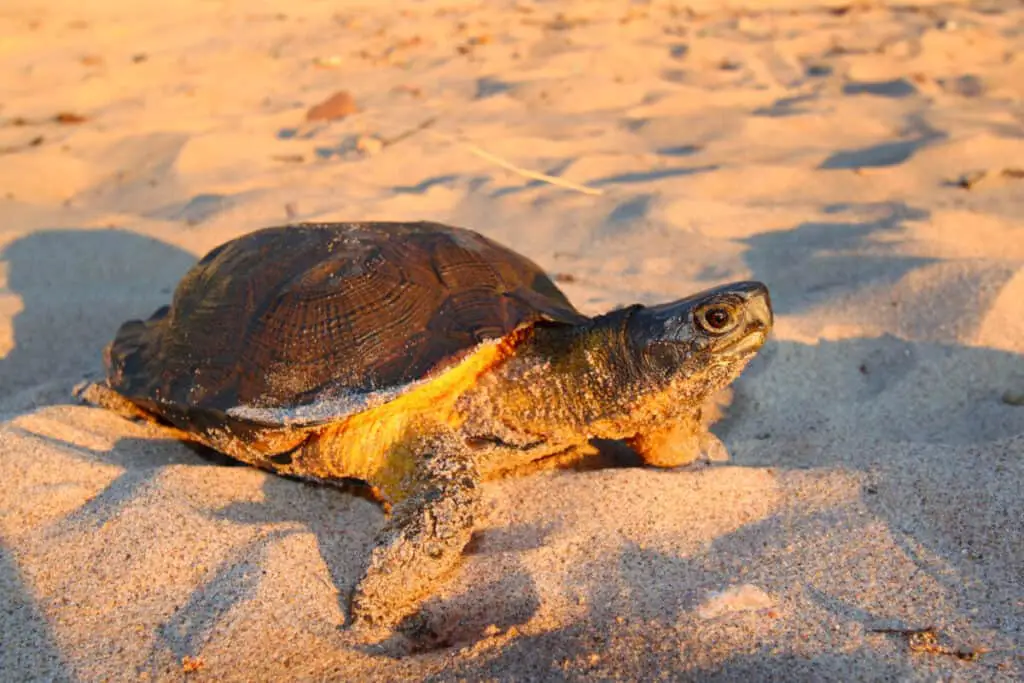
xmin=76 ymin=221 xmax=773 ymax=631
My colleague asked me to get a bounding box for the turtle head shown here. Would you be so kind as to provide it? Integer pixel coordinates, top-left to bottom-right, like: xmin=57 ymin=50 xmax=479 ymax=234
xmin=460 ymin=281 xmax=772 ymax=448
xmin=626 ymin=281 xmax=773 ymax=392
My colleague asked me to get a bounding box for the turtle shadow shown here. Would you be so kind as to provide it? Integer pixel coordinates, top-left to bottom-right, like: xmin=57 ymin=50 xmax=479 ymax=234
xmin=716 ymin=336 xmax=1024 ymax=448
xmin=0 ymin=228 xmax=196 ymax=409
xmin=713 ymin=333 xmax=1023 ymax=648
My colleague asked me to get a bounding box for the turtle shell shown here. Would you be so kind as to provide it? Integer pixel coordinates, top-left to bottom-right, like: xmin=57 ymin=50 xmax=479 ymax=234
xmin=104 ymin=221 xmax=586 ymax=427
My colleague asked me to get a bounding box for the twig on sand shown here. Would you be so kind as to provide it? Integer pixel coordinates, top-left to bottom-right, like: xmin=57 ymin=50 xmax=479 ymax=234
xmin=425 ymin=129 xmax=604 ymax=196
xmin=314 ymin=110 xmax=603 ymax=196
xmin=869 ymin=626 xmax=989 ymax=662
xmin=380 ymin=116 xmax=440 ymax=148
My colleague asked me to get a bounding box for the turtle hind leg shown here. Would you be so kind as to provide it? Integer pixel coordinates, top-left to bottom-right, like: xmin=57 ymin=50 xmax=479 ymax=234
xmin=348 ymin=442 xmax=482 ymax=632
xmin=74 ymin=380 xmax=155 ymax=422
xmin=73 ymin=380 xmax=197 ymax=443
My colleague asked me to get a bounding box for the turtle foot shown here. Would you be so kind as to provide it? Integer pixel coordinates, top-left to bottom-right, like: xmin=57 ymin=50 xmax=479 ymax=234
xmin=628 ymin=416 xmax=730 ymax=468
xmin=347 ymin=453 xmax=482 ymax=632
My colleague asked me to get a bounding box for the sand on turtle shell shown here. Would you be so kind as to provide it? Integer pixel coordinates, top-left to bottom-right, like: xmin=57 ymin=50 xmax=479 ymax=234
xmin=1 ymin=0 xmax=1022 ymax=680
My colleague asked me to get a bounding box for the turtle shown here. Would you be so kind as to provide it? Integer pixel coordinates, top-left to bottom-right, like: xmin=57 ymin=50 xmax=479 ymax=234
xmin=75 ymin=221 xmax=773 ymax=631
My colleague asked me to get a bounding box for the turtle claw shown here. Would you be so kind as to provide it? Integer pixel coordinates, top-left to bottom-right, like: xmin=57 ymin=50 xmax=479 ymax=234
xmin=347 ymin=453 xmax=482 ymax=631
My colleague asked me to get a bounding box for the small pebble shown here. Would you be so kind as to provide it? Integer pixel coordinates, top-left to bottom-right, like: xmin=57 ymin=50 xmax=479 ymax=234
xmin=55 ymin=112 xmax=87 ymax=124
xmin=1001 ymin=390 xmax=1024 ymax=406
xmin=306 ymin=91 xmax=359 ymax=122
xmin=314 ymin=55 xmax=344 ymax=68
xmin=956 ymin=170 xmax=987 ymax=189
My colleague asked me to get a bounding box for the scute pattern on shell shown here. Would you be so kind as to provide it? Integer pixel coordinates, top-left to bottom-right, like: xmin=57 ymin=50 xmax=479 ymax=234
xmin=105 ymin=221 xmax=585 ymax=424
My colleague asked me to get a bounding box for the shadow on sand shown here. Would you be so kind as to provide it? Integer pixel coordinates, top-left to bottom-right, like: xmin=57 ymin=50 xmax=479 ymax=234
xmin=0 ymin=543 xmax=75 ymax=682
xmin=0 ymin=229 xmax=197 ymax=404
xmin=0 ymin=229 xmax=199 ymax=682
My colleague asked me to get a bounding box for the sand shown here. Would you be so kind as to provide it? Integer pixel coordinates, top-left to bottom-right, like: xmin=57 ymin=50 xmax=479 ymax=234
xmin=1 ymin=0 xmax=1022 ymax=680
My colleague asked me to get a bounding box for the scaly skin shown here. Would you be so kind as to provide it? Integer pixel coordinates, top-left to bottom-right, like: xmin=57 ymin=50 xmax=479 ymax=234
xmin=347 ymin=436 xmax=481 ymax=631
xmin=459 ymin=283 xmax=772 ymax=475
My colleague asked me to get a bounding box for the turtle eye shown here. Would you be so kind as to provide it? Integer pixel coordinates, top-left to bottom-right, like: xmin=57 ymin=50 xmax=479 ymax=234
xmin=697 ymin=305 xmax=736 ymax=334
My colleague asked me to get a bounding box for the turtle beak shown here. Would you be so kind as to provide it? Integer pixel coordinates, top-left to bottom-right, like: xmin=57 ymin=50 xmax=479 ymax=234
xmin=735 ymin=281 xmax=773 ymax=330
xmin=721 ymin=281 xmax=772 ymax=357
xmin=736 ymin=281 xmax=773 ymax=337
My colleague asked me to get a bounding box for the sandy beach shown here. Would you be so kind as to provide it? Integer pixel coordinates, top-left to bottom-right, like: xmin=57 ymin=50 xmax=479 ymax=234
xmin=1 ymin=0 xmax=1022 ymax=680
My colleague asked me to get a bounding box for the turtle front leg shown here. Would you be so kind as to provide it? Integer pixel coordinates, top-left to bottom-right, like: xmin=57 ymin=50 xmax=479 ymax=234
xmin=627 ymin=412 xmax=729 ymax=468
xmin=348 ymin=444 xmax=482 ymax=631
